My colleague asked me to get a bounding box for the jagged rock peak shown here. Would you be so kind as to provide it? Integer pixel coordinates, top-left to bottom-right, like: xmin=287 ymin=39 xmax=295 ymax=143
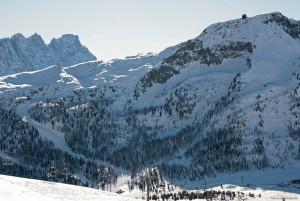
xmin=0 ymin=33 xmax=97 ymax=75
xmin=50 ymin=34 xmax=80 ymax=46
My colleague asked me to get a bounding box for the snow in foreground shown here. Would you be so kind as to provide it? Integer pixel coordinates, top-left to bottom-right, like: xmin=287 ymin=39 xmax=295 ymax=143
xmin=0 ymin=174 xmax=136 ymax=201
xmin=1 ymin=174 xmax=300 ymax=201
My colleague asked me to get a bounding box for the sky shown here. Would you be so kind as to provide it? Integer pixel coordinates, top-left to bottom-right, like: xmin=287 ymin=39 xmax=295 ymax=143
xmin=1 ymin=0 xmax=300 ymax=61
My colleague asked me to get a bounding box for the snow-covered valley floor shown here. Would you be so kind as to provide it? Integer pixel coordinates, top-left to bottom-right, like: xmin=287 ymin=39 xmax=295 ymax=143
xmin=1 ymin=174 xmax=300 ymax=201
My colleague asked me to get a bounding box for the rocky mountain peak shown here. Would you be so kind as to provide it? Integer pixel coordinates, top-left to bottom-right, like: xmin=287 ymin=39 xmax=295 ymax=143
xmin=49 ymin=34 xmax=96 ymax=67
xmin=0 ymin=33 xmax=97 ymax=75
xmin=11 ymin=33 xmax=26 ymax=41
xmin=49 ymin=34 xmax=80 ymax=47
xmin=27 ymin=33 xmax=45 ymax=47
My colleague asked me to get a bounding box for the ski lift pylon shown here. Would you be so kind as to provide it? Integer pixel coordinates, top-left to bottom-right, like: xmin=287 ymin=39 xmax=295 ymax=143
xmin=47 ymin=161 xmax=57 ymax=178
xmin=2 ymin=150 xmax=13 ymax=166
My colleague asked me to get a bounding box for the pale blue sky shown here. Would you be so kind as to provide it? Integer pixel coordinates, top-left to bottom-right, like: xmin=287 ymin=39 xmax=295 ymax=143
xmin=1 ymin=0 xmax=300 ymax=61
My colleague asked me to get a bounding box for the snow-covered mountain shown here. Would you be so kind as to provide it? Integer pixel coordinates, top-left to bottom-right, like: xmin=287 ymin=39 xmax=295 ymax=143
xmin=0 ymin=33 xmax=96 ymax=75
xmin=129 ymin=12 xmax=300 ymax=175
xmin=1 ymin=12 xmax=300 ymax=190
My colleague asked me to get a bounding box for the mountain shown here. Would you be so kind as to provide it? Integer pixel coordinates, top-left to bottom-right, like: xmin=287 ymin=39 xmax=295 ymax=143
xmin=136 ymin=12 xmax=300 ymax=95
xmin=0 ymin=33 xmax=96 ymax=75
xmin=0 ymin=12 xmax=300 ymax=189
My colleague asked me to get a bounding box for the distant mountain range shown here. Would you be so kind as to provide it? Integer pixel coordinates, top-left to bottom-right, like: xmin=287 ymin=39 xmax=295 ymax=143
xmin=0 ymin=33 xmax=96 ymax=75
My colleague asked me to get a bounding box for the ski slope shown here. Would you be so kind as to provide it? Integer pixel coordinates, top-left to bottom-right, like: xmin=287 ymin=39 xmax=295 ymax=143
xmin=1 ymin=174 xmax=300 ymax=201
xmin=15 ymin=102 xmax=72 ymax=154
xmin=0 ymin=174 xmax=136 ymax=201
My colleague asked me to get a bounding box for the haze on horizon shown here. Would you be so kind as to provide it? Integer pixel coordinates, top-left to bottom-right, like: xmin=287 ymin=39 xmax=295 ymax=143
xmin=1 ymin=0 xmax=300 ymax=61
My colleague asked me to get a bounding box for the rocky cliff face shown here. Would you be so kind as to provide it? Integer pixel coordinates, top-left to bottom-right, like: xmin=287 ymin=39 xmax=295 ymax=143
xmin=135 ymin=40 xmax=253 ymax=96
xmin=0 ymin=33 xmax=96 ymax=75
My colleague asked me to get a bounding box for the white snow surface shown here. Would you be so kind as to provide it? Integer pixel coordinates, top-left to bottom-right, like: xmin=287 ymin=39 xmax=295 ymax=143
xmin=15 ymin=102 xmax=72 ymax=153
xmin=1 ymin=174 xmax=300 ymax=201
xmin=0 ymin=65 xmax=82 ymax=100
xmin=0 ymin=174 xmax=137 ymax=201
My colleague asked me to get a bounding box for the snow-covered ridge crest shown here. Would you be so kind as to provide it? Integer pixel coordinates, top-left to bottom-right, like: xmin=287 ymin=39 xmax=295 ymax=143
xmin=0 ymin=33 xmax=97 ymax=75
xmin=0 ymin=65 xmax=82 ymax=100
xmin=0 ymin=41 xmax=179 ymax=101
xmin=198 ymin=12 xmax=300 ymax=47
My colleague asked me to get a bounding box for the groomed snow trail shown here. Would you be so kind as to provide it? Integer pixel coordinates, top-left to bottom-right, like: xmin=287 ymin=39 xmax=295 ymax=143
xmin=16 ymin=102 xmax=73 ymax=154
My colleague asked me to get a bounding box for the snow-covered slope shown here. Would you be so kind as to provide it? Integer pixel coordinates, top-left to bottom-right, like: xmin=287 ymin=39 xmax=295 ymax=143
xmin=1 ymin=174 xmax=300 ymax=201
xmin=0 ymin=174 xmax=136 ymax=201
xmin=0 ymin=44 xmax=179 ymax=102
xmin=1 ymin=12 xmax=300 ymax=189
xmin=0 ymin=65 xmax=82 ymax=100
xmin=0 ymin=33 xmax=96 ymax=75
xmin=63 ymin=44 xmax=179 ymax=88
